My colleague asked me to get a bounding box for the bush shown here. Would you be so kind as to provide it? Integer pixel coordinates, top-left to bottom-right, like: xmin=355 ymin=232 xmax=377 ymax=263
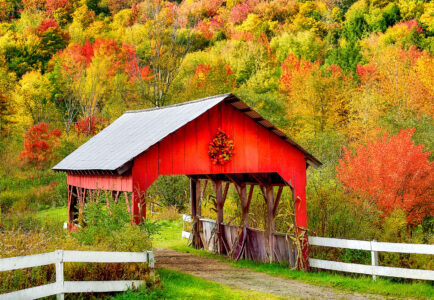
xmin=73 ymin=198 xmax=159 ymax=252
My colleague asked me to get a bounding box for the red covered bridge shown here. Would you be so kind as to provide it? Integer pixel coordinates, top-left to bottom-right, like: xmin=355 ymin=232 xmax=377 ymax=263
xmin=53 ymin=93 xmax=321 ymax=268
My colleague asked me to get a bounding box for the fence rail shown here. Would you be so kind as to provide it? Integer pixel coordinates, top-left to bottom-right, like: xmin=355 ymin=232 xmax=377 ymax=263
xmin=309 ymin=236 xmax=434 ymax=281
xmin=0 ymin=250 xmax=155 ymax=300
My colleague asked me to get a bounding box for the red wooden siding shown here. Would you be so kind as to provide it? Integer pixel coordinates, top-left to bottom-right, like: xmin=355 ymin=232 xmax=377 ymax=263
xmin=131 ymin=101 xmax=308 ymax=228
xmin=67 ymin=173 xmax=133 ymax=192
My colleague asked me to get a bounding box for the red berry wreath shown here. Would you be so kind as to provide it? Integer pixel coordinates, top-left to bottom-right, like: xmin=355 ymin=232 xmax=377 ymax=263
xmin=208 ymin=128 xmax=234 ymax=165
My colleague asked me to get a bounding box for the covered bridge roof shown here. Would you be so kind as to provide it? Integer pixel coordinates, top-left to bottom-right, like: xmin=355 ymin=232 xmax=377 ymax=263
xmin=53 ymin=94 xmax=321 ymax=174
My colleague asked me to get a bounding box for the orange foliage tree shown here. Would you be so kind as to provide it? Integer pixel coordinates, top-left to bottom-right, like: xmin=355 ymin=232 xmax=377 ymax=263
xmin=19 ymin=122 xmax=62 ymax=169
xmin=337 ymin=128 xmax=434 ymax=226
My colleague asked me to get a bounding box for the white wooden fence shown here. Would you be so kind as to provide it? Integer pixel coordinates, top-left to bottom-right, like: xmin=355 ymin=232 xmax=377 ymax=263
xmin=309 ymin=237 xmax=434 ymax=281
xmin=181 ymin=214 xmax=434 ymax=281
xmin=0 ymin=250 xmax=155 ymax=300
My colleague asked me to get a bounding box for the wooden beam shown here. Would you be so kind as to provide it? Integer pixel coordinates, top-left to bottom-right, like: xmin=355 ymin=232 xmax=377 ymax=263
xmin=222 ymin=182 xmax=230 ymax=204
xmin=252 ymin=174 xmax=266 ymax=186
xmin=273 ymin=186 xmax=283 ymax=217
xmin=190 ymin=178 xmax=202 ymax=249
xmin=198 ymin=180 xmax=208 ymax=217
xmin=226 ymin=174 xmax=242 ymax=187
xmin=124 ymin=191 xmax=131 ymax=214
xmin=212 ymin=180 xmax=225 ymax=254
xmin=247 ymin=184 xmax=254 ymax=209
xmin=265 ymin=185 xmax=275 ymax=263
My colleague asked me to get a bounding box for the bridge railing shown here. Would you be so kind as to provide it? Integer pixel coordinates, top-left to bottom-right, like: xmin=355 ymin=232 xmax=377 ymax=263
xmin=0 ymin=250 xmax=155 ymax=300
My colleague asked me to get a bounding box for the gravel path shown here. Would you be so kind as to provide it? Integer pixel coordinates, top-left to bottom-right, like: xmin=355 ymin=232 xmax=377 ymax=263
xmin=155 ymin=248 xmax=385 ymax=300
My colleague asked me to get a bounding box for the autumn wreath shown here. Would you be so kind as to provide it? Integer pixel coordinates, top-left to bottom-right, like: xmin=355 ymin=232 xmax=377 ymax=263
xmin=208 ymin=129 xmax=234 ymax=165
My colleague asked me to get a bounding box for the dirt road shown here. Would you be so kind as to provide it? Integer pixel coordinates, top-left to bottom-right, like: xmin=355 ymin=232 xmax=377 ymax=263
xmin=155 ymin=248 xmax=384 ymax=300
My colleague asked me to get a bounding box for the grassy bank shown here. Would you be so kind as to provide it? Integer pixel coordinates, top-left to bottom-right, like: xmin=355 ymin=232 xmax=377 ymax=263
xmin=116 ymin=268 xmax=282 ymax=300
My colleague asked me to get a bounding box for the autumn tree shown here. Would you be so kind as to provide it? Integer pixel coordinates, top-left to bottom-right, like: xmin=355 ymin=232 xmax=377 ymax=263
xmin=337 ymin=128 xmax=434 ymax=227
xmin=129 ymin=1 xmax=193 ymax=107
xmin=279 ymin=54 xmax=353 ymax=139
xmin=13 ymin=71 xmax=57 ymax=126
xmin=55 ymin=38 xmax=135 ymax=134
xmin=18 ymin=122 xmax=62 ymax=169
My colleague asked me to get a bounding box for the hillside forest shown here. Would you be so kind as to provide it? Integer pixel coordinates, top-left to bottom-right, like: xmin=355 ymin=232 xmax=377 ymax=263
xmin=0 ymin=0 xmax=433 ymax=272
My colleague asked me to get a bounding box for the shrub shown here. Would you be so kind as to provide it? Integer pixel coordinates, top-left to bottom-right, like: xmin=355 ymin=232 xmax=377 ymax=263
xmin=73 ymin=198 xmax=159 ymax=252
xmin=18 ymin=122 xmax=62 ymax=169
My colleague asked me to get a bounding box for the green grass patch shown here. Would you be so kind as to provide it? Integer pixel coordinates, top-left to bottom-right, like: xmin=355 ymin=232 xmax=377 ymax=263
xmin=115 ymin=268 xmax=282 ymax=299
xmin=152 ymin=219 xmax=187 ymax=249
xmin=36 ymin=206 xmax=68 ymax=223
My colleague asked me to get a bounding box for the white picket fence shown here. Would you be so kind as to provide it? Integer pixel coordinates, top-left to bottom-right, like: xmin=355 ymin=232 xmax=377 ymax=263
xmin=181 ymin=214 xmax=433 ymax=281
xmin=0 ymin=250 xmax=155 ymax=300
xmin=309 ymin=237 xmax=434 ymax=281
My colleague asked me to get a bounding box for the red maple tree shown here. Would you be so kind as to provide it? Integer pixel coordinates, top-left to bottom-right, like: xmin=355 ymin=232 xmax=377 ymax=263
xmin=74 ymin=116 xmax=107 ymax=136
xmin=337 ymin=129 xmax=433 ymax=226
xmin=19 ymin=122 xmax=62 ymax=169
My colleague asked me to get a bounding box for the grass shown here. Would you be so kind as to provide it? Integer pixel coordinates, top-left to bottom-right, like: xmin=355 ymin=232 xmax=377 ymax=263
xmin=114 ymin=268 xmax=283 ymax=299
xmin=155 ymin=218 xmax=434 ymax=299
xmin=152 ymin=219 xmax=186 ymax=249
xmin=36 ymin=206 xmax=68 ymax=223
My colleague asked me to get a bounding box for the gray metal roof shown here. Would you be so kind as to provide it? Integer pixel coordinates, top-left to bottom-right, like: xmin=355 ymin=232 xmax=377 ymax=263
xmin=53 ymin=93 xmax=321 ymax=174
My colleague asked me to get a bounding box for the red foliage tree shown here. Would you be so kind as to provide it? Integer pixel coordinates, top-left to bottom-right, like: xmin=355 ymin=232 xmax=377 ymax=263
xmin=19 ymin=122 xmax=62 ymax=169
xmin=279 ymin=54 xmax=318 ymax=92
xmin=36 ymin=19 xmax=59 ymax=34
xmin=45 ymin=0 xmax=71 ymax=15
xmin=337 ymin=129 xmax=434 ymax=226
xmin=229 ymin=3 xmax=251 ymax=24
xmin=74 ymin=116 xmax=107 ymax=136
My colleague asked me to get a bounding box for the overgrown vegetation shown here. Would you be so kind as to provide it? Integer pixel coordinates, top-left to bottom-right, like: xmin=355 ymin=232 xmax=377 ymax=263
xmin=0 ymin=200 xmax=158 ymax=295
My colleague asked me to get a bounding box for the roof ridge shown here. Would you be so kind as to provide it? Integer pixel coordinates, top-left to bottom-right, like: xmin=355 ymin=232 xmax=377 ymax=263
xmin=124 ymin=93 xmax=231 ymax=114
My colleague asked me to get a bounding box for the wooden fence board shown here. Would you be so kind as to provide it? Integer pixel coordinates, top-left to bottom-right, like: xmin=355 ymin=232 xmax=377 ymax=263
xmin=63 ymin=280 xmax=145 ymax=293
xmin=0 ymin=283 xmax=60 ymax=300
xmin=63 ymin=251 xmax=148 ymax=263
xmin=0 ymin=252 xmax=57 ymax=271
xmin=310 ymin=259 xmax=434 ymax=281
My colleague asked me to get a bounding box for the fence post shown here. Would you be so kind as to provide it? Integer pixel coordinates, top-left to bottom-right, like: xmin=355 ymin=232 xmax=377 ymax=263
xmin=146 ymin=250 xmax=155 ymax=279
xmin=55 ymin=250 xmax=65 ymax=300
xmin=370 ymin=240 xmax=378 ymax=280
xmin=147 ymin=250 xmax=155 ymax=268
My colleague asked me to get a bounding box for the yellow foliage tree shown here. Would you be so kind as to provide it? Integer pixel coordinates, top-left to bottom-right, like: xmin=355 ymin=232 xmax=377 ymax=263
xmin=13 ymin=70 xmax=57 ymax=127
